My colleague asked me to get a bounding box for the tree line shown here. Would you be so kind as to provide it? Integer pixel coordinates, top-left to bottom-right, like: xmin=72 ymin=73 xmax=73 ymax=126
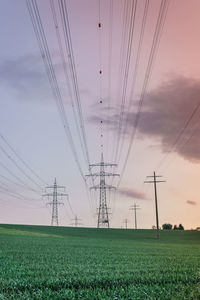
xmin=162 ymin=223 xmax=184 ymax=230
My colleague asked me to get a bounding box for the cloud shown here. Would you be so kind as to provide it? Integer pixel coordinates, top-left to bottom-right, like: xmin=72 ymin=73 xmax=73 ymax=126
xmin=187 ymin=200 xmax=197 ymax=205
xmin=118 ymin=187 xmax=147 ymax=200
xmin=89 ymin=75 xmax=200 ymax=163
xmin=131 ymin=76 xmax=200 ymax=162
xmin=89 ymin=100 xmax=118 ymax=116
xmin=0 ymin=54 xmax=53 ymax=102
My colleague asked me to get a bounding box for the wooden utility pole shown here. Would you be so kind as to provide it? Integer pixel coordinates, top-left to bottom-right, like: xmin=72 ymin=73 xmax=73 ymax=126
xmin=144 ymin=172 xmax=165 ymax=239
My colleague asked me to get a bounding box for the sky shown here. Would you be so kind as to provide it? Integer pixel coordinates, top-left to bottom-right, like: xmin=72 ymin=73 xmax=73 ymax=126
xmin=0 ymin=0 xmax=199 ymax=229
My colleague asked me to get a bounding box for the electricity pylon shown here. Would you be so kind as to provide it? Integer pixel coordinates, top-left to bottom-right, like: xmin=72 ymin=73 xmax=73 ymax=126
xmin=43 ymin=178 xmax=68 ymax=226
xmin=123 ymin=218 xmax=129 ymax=229
xmin=144 ymin=171 xmax=165 ymax=239
xmin=86 ymin=153 xmax=119 ymax=228
xmin=129 ymin=203 xmax=140 ymax=229
xmin=70 ymin=215 xmax=83 ymax=227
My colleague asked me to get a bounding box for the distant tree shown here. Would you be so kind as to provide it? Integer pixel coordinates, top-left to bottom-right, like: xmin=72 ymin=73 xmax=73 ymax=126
xmin=178 ymin=224 xmax=184 ymax=230
xmin=152 ymin=225 xmax=156 ymax=230
xmin=162 ymin=223 xmax=172 ymax=230
xmin=173 ymin=225 xmax=178 ymax=230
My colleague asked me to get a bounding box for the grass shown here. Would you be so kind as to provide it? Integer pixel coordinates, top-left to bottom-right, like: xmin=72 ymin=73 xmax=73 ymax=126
xmin=0 ymin=224 xmax=199 ymax=299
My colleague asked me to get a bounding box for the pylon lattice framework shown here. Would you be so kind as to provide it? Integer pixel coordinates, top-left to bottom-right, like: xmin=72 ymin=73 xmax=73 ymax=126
xmin=43 ymin=178 xmax=68 ymax=226
xmin=70 ymin=215 xmax=82 ymax=227
xmin=86 ymin=153 xmax=119 ymax=228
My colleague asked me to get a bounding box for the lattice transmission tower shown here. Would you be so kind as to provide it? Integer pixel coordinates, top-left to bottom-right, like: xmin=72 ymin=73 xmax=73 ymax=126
xmin=86 ymin=153 xmax=119 ymax=228
xmin=129 ymin=203 xmax=140 ymax=229
xmin=43 ymin=178 xmax=68 ymax=226
xmin=70 ymin=215 xmax=83 ymax=227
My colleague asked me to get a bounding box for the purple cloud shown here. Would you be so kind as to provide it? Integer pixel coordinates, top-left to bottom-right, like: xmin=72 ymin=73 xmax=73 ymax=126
xmin=89 ymin=75 xmax=200 ymax=163
xmin=118 ymin=187 xmax=147 ymax=200
xmin=0 ymin=53 xmax=62 ymax=102
xmin=187 ymin=200 xmax=197 ymax=205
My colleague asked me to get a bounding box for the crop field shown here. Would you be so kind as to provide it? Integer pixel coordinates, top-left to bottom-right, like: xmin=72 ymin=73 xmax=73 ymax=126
xmin=0 ymin=224 xmax=199 ymax=299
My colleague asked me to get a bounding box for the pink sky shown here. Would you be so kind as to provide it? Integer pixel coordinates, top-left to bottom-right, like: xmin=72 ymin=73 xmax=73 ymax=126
xmin=0 ymin=0 xmax=199 ymax=229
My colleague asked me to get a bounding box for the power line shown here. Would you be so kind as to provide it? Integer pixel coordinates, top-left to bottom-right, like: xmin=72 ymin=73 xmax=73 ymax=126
xmin=0 ymin=182 xmax=41 ymax=203
xmin=113 ymin=0 xmax=138 ymax=165
xmin=0 ymin=173 xmax=33 ymax=191
xmin=0 ymin=132 xmax=48 ymax=186
xmin=98 ymin=0 xmax=104 ymax=156
xmin=50 ymin=1 xmax=96 ymax=214
xmin=0 ymin=197 xmax=44 ymax=210
xmin=58 ymin=0 xmax=92 ymax=169
xmin=110 ymin=0 xmax=131 ymax=163
xmin=105 ymin=0 xmax=114 ymax=162
xmin=66 ymin=196 xmax=74 ymax=217
xmin=26 ymin=0 xmax=95 ymax=221
xmin=49 ymin=0 xmax=88 ymax=167
xmin=118 ymin=0 xmax=170 ymax=187
xmin=157 ymin=120 xmax=200 ymax=172
xmin=117 ymin=0 xmax=149 ymax=165
xmin=0 ymin=161 xmax=40 ymax=195
xmin=109 ymin=0 xmax=136 ymax=193
xmin=26 ymin=0 xmax=86 ymax=182
xmin=156 ymin=99 xmax=200 ymax=171
xmin=0 ymin=143 xmax=42 ymax=190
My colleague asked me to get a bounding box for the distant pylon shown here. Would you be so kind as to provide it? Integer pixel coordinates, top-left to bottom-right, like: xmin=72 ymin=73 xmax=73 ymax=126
xmin=123 ymin=218 xmax=129 ymax=229
xmin=43 ymin=178 xmax=68 ymax=226
xmin=70 ymin=215 xmax=83 ymax=227
xmin=86 ymin=153 xmax=119 ymax=228
xmin=129 ymin=203 xmax=140 ymax=229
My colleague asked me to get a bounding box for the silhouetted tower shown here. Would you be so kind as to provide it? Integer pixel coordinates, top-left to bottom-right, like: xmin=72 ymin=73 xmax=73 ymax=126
xmin=43 ymin=178 xmax=68 ymax=226
xmin=86 ymin=153 xmax=119 ymax=228
xmin=70 ymin=215 xmax=82 ymax=227
xmin=123 ymin=218 xmax=129 ymax=229
xmin=129 ymin=203 xmax=140 ymax=229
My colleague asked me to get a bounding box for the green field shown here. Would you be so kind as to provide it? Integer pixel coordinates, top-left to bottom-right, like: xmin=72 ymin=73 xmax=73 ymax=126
xmin=0 ymin=224 xmax=199 ymax=299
